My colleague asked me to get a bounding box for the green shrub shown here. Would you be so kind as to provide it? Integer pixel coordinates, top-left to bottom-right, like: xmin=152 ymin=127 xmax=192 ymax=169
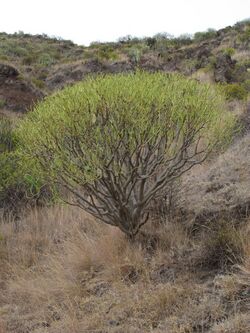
xmin=0 ymin=117 xmax=50 ymax=212
xmin=128 ymin=48 xmax=141 ymax=65
xmin=0 ymin=118 xmax=22 ymax=207
xmin=97 ymin=46 xmax=119 ymax=61
xmin=0 ymin=117 xmax=14 ymax=152
xmin=194 ymin=28 xmax=217 ymax=42
xmin=0 ymin=151 xmax=49 ymax=211
xmin=222 ymin=83 xmax=248 ymax=101
xmin=17 ymin=72 xmax=236 ymax=238
xmin=1 ymin=41 xmax=28 ymax=57
xmin=38 ymin=53 xmax=55 ymax=66
xmin=223 ymin=48 xmax=236 ymax=57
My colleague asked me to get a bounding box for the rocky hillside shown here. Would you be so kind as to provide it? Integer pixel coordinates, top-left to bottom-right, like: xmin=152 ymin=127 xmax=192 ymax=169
xmin=0 ymin=20 xmax=249 ymax=114
xmin=0 ymin=63 xmax=43 ymax=115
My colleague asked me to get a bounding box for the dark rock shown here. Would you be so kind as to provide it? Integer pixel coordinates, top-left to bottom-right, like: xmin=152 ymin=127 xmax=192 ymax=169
xmin=84 ymin=59 xmax=106 ymax=73
xmin=106 ymin=61 xmax=133 ymax=73
xmin=214 ymin=54 xmax=236 ymax=83
xmin=109 ymin=320 xmax=120 ymax=327
xmin=0 ymin=63 xmax=19 ymax=80
xmin=0 ymin=65 xmax=43 ymax=113
xmin=197 ymin=46 xmax=211 ymax=59
xmin=46 ymin=60 xmax=134 ymax=90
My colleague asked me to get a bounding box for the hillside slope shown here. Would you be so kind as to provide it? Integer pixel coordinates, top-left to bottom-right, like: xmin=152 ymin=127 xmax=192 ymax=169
xmin=0 ymin=20 xmax=249 ymax=113
xmin=0 ymin=21 xmax=249 ymax=333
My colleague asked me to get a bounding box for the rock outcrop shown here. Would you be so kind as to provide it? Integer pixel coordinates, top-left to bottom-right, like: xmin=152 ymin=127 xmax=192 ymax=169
xmin=213 ymin=54 xmax=236 ymax=83
xmin=0 ymin=64 xmax=19 ymax=80
xmin=46 ymin=60 xmax=134 ymax=90
xmin=0 ymin=63 xmax=43 ymax=113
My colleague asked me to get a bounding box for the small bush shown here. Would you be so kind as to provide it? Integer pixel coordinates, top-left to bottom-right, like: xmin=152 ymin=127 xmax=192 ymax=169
xmin=5 ymin=43 xmax=28 ymax=57
xmin=223 ymin=48 xmax=236 ymax=57
xmin=128 ymin=48 xmax=141 ymax=65
xmin=222 ymin=83 xmax=248 ymax=101
xmin=97 ymin=47 xmax=119 ymax=61
xmin=0 ymin=152 xmax=51 ymax=212
xmin=200 ymin=221 xmax=244 ymax=270
xmin=194 ymin=28 xmax=217 ymax=42
xmin=38 ymin=53 xmax=55 ymax=66
xmin=175 ymin=33 xmax=193 ymax=45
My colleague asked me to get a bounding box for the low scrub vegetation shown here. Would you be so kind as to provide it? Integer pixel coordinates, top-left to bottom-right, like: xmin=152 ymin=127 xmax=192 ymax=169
xmin=194 ymin=28 xmax=217 ymax=42
xmin=222 ymin=83 xmax=248 ymax=101
xmin=1 ymin=20 xmax=250 ymax=98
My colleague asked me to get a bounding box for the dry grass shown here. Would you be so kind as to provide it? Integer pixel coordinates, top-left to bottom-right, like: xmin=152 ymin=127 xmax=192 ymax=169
xmin=232 ymin=50 xmax=250 ymax=63
xmin=209 ymin=313 xmax=250 ymax=333
xmin=191 ymin=68 xmax=214 ymax=83
xmin=0 ymin=202 xmax=249 ymax=332
xmin=1 ymin=126 xmax=250 ymax=331
xmin=176 ymin=133 xmax=250 ymax=223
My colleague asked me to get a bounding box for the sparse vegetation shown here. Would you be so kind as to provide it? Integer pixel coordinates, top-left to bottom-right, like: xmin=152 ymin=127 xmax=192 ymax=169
xmin=194 ymin=28 xmax=217 ymax=42
xmin=0 ymin=20 xmax=249 ymax=100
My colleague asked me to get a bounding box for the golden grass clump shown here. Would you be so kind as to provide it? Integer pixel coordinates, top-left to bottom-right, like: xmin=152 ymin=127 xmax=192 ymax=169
xmin=0 ymin=204 xmax=249 ymax=332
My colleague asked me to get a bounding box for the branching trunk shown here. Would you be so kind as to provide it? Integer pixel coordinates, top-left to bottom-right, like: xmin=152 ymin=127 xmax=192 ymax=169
xmin=60 ymin=125 xmax=211 ymax=236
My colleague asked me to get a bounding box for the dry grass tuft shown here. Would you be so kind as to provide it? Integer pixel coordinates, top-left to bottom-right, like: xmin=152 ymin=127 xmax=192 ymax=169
xmin=191 ymin=68 xmax=214 ymax=83
xmin=210 ymin=313 xmax=250 ymax=333
xmin=232 ymin=50 xmax=250 ymax=62
xmin=177 ymin=133 xmax=250 ymax=224
xmin=0 ymin=203 xmax=249 ymax=332
xmin=197 ymin=220 xmax=245 ymax=270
